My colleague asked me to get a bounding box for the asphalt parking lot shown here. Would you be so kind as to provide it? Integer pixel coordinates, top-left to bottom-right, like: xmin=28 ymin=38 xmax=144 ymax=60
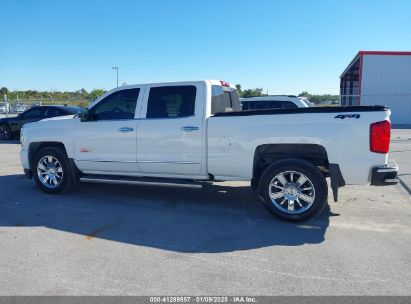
xmin=0 ymin=130 xmax=410 ymax=296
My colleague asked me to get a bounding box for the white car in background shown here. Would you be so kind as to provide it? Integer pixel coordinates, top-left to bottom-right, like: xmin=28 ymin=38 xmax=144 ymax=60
xmin=241 ymin=95 xmax=311 ymax=110
xmin=12 ymin=103 xmax=29 ymax=113
xmin=298 ymin=97 xmax=315 ymax=107
xmin=0 ymin=102 xmax=10 ymax=114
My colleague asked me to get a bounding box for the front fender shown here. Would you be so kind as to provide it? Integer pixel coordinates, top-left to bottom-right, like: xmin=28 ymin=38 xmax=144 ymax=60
xmin=23 ymin=118 xmax=76 ymax=158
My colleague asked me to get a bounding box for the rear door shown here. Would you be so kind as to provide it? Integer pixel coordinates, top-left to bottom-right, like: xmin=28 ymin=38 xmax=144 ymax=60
xmin=137 ymin=83 xmax=205 ymax=176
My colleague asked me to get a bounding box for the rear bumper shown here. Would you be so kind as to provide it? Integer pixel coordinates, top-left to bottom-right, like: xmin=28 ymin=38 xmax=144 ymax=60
xmin=370 ymin=161 xmax=399 ymax=186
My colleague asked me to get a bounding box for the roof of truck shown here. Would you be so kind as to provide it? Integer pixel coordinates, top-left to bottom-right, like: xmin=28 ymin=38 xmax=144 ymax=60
xmin=88 ymin=80 xmax=237 ymax=108
xmin=114 ymin=80 xmax=235 ymax=88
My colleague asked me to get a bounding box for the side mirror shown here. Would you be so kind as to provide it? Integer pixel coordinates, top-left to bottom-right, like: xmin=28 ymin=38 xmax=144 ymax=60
xmin=79 ymin=108 xmax=90 ymax=122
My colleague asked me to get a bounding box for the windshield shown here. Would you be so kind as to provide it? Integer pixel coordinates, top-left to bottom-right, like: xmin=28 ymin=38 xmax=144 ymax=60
xmin=298 ymin=98 xmax=314 ymax=107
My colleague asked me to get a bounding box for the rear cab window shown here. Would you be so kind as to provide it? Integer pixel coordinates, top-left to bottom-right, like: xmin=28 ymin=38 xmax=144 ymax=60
xmin=211 ymin=85 xmax=241 ymax=115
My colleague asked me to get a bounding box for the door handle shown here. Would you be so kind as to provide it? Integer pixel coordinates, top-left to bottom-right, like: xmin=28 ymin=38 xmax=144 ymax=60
xmin=118 ymin=127 xmax=134 ymax=132
xmin=181 ymin=126 xmax=199 ymax=132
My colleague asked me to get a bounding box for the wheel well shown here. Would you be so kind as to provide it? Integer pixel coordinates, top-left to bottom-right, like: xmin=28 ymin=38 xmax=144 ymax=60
xmin=28 ymin=142 xmax=67 ymax=165
xmin=251 ymin=144 xmax=329 ymax=189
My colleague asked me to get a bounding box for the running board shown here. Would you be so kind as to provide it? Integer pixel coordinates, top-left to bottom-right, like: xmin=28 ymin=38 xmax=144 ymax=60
xmin=79 ymin=174 xmax=206 ymax=189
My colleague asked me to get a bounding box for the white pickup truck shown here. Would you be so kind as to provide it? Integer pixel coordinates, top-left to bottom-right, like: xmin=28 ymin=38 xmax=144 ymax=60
xmin=20 ymin=80 xmax=398 ymax=221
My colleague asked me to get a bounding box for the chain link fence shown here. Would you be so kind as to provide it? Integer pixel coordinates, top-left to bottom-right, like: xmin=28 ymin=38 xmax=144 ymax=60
xmin=340 ymin=95 xmax=359 ymax=106
xmin=2 ymin=94 xmax=409 ymax=127
xmin=0 ymin=98 xmax=92 ymax=117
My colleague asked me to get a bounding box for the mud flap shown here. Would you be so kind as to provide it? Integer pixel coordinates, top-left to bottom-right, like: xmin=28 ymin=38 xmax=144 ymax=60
xmin=329 ymin=163 xmax=345 ymax=202
xmin=68 ymin=158 xmax=81 ymax=187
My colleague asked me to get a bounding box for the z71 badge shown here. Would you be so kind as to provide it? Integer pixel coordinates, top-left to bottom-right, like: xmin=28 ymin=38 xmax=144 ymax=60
xmin=334 ymin=114 xmax=360 ymax=119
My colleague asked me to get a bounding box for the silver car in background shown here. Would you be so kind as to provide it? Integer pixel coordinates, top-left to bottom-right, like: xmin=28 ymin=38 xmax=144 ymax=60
xmin=11 ymin=103 xmax=29 ymax=113
xmin=241 ymin=95 xmax=311 ymax=110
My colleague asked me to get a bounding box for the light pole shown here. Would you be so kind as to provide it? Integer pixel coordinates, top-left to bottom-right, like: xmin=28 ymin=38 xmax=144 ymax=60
xmin=112 ymin=66 xmax=119 ymax=87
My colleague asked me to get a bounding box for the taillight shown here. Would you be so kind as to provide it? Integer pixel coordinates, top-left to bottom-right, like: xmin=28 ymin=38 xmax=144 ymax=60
xmin=220 ymin=80 xmax=230 ymax=87
xmin=370 ymin=120 xmax=391 ymax=153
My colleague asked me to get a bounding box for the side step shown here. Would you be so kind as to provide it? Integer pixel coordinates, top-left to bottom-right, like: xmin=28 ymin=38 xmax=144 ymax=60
xmin=79 ymin=174 xmax=207 ymax=189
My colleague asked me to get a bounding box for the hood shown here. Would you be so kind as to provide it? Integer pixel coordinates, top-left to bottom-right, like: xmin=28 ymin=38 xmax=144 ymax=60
xmin=0 ymin=116 xmax=19 ymax=123
xmin=23 ymin=114 xmax=77 ymax=130
xmin=41 ymin=114 xmax=76 ymax=122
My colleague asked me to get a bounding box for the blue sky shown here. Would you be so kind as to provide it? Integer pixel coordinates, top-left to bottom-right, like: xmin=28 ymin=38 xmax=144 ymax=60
xmin=1 ymin=0 xmax=410 ymax=94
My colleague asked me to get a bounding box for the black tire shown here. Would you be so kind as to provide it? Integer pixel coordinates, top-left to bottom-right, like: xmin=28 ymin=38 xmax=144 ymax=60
xmin=258 ymin=158 xmax=328 ymax=222
xmin=0 ymin=123 xmax=12 ymax=140
xmin=32 ymin=146 xmax=74 ymax=194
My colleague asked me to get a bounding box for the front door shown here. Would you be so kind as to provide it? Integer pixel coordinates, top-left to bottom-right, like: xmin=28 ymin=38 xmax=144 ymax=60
xmin=137 ymin=84 xmax=204 ymax=176
xmin=74 ymin=87 xmax=143 ymax=174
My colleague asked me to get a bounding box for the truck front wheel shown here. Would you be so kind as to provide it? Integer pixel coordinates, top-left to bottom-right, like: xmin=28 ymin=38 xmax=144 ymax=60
xmin=258 ymin=158 xmax=328 ymax=222
xmin=32 ymin=147 xmax=74 ymax=194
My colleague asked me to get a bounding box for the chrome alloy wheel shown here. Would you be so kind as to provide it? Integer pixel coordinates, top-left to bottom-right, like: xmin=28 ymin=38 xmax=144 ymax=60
xmin=268 ymin=170 xmax=316 ymax=214
xmin=0 ymin=125 xmax=10 ymax=140
xmin=37 ymin=155 xmax=64 ymax=188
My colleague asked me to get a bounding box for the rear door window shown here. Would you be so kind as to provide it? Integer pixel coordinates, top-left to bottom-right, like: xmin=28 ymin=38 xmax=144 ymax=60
xmin=44 ymin=107 xmax=66 ymax=118
xmin=241 ymin=100 xmax=298 ymax=111
xmin=268 ymin=100 xmax=284 ymax=109
xmin=146 ymin=86 xmax=196 ymax=119
xmin=245 ymin=100 xmax=268 ymax=110
xmin=22 ymin=107 xmax=45 ymax=119
xmin=267 ymin=100 xmax=298 ymax=109
xmin=279 ymin=101 xmax=298 ymax=109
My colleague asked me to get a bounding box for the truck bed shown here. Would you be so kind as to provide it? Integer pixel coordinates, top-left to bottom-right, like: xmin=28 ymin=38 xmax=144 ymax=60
xmin=212 ymin=105 xmax=388 ymax=117
xmin=208 ymin=105 xmax=390 ymax=184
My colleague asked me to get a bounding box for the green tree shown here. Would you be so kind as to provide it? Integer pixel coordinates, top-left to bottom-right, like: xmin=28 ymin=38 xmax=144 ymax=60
xmin=75 ymin=88 xmax=89 ymax=98
xmin=0 ymin=87 xmax=9 ymax=95
xmin=88 ymin=89 xmax=106 ymax=100
xmin=235 ymin=84 xmax=243 ymax=97
xmin=242 ymin=88 xmax=264 ymax=98
xmin=298 ymin=91 xmax=339 ymax=104
xmin=298 ymin=91 xmax=310 ymax=97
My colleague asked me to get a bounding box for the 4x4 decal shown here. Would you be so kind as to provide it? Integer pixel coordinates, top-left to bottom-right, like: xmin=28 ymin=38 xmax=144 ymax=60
xmin=334 ymin=114 xmax=360 ymax=119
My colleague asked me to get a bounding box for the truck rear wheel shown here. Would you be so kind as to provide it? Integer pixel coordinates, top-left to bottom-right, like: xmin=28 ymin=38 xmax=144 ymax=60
xmin=258 ymin=158 xmax=328 ymax=222
xmin=32 ymin=147 xmax=74 ymax=194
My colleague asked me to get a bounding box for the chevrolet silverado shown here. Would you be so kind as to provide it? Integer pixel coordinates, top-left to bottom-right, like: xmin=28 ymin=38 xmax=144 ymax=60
xmin=19 ymin=80 xmax=398 ymax=221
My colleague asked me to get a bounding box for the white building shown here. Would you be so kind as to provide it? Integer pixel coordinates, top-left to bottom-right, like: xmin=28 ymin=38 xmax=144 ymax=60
xmin=340 ymin=51 xmax=411 ymax=125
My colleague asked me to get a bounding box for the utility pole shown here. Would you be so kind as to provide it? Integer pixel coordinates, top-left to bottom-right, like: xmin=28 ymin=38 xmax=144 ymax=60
xmin=4 ymin=93 xmax=8 ymax=118
xmin=112 ymin=66 xmax=119 ymax=87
